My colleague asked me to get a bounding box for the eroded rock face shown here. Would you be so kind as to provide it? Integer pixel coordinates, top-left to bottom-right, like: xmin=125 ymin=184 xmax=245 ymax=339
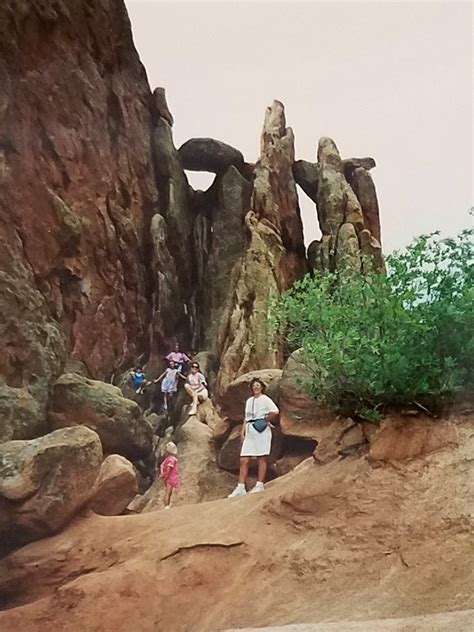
xmin=215 ymin=102 xmax=306 ymax=396
xmin=307 ymin=138 xmax=383 ymax=272
xmin=0 ymin=383 xmax=45 ymax=443
xmin=0 ymin=0 xmax=159 ymax=420
xmin=178 ymin=138 xmax=245 ymax=174
xmin=0 ymin=426 xmax=102 ymax=552
xmin=89 ymin=454 xmax=138 ymax=516
xmin=48 ymin=373 xmax=153 ymax=460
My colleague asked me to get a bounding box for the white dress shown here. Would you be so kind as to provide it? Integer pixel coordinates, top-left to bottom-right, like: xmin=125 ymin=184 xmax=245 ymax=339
xmin=240 ymin=394 xmax=279 ymax=457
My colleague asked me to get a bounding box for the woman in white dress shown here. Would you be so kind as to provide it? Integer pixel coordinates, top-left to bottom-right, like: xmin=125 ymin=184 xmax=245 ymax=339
xmin=228 ymin=377 xmax=279 ymax=497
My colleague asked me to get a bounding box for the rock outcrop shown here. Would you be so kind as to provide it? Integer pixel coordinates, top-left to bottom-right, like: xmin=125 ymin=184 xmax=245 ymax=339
xmin=215 ymin=101 xmax=306 ymax=396
xmin=0 ymin=426 xmax=102 ymax=553
xmin=89 ymin=454 xmax=138 ymax=516
xmin=0 ymin=0 xmax=158 ymax=407
xmin=48 ymin=373 xmax=153 ymax=460
xmin=0 ymin=384 xmax=45 ymax=443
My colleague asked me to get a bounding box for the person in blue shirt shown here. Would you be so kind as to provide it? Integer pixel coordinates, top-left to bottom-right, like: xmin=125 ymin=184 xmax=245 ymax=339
xmin=130 ymin=366 xmax=146 ymax=394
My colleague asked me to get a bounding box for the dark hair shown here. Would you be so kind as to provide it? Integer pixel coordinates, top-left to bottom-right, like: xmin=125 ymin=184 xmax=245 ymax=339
xmin=191 ymin=362 xmax=200 ymax=369
xmin=249 ymin=377 xmax=266 ymax=392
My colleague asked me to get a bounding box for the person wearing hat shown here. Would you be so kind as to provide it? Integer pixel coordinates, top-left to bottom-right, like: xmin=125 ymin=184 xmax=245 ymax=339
xmin=228 ymin=377 xmax=279 ymax=498
xmin=159 ymin=441 xmax=180 ymax=508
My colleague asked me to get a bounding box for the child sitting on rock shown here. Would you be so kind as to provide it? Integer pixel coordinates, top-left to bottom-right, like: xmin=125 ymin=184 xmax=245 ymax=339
xmin=160 ymin=441 xmax=180 ymax=509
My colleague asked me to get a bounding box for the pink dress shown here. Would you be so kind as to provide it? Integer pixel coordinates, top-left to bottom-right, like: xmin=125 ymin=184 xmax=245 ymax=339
xmin=160 ymin=455 xmax=180 ymax=489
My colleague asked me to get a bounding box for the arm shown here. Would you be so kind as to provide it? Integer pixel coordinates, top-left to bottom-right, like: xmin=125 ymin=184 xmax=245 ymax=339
xmin=153 ymin=371 xmax=167 ymax=384
xmin=177 ymin=372 xmax=187 ymax=381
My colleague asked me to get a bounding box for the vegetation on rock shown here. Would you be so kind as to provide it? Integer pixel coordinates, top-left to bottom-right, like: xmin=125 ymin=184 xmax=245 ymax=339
xmin=274 ymin=225 xmax=473 ymax=419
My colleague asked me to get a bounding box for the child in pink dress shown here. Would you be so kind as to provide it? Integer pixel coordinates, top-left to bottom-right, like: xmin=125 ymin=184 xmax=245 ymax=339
xmin=160 ymin=442 xmax=180 ymax=508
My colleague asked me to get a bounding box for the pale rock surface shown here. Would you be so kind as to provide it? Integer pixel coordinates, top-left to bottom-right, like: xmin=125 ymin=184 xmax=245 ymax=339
xmin=89 ymin=455 xmax=138 ymax=517
xmin=0 ymin=426 xmax=102 ymax=552
xmin=48 ymin=373 xmax=153 ymax=460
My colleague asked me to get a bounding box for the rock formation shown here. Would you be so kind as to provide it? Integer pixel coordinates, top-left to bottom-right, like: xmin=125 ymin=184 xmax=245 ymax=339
xmin=178 ymin=138 xmax=245 ymax=174
xmin=48 ymin=373 xmax=153 ymax=460
xmin=89 ymin=454 xmax=138 ymax=516
xmin=0 ymin=426 xmax=102 ymax=553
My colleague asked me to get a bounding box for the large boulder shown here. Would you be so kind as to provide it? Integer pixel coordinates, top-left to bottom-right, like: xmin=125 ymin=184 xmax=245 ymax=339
xmin=0 ymin=426 xmax=102 ymax=552
xmin=48 ymin=373 xmax=153 ymax=460
xmin=89 ymin=455 xmax=138 ymax=516
xmin=178 ymin=138 xmax=245 ymax=174
xmin=293 ymin=159 xmax=319 ymax=202
xmin=196 ymin=399 xmax=232 ymax=442
xmin=218 ymin=369 xmax=282 ymax=421
xmin=0 ymin=382 xmax=46 ymax=443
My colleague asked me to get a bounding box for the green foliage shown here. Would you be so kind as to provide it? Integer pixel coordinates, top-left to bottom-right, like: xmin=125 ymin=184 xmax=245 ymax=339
xmin=273 ymin=226 xmax=474 ymax=417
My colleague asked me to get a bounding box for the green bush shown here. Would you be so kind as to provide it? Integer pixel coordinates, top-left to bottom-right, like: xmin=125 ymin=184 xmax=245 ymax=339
xmin=273 ymin=226 xmax=473 ymax=419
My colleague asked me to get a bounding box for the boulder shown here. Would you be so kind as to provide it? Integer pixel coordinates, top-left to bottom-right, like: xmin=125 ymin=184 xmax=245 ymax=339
xmin=218 ymin=424 xmax=283 ymax=472
xmin=279 ymin=350 xmax=333 ymax=439
xmin=293 ymin=159 xmax=319 ymax=202
xmin=89 ymin=455 xmax=138 ymax=516
xmin=342 ymin=156 xmax=376 ymax=179
xmin=48 ymin=373 xmax=153 ymax=460
xmin=178 ymin=138 xmax=244 ymax=174
xmin=0 ymin=426 xmax=102 ymax=552
xmin=218 ymin=369 xmax=282 ymax=421
xmin=133 ymin=418 xmax=234 ymax=511
xmin=196 ymin=398 xmax=233 ymax=442
xmin=347 ymin=166 xmax=381 ymax=243
xmin=0 ymin=382 xmax=46 ymax=443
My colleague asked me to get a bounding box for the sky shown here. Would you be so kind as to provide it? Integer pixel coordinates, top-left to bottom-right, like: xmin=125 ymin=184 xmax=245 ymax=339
xmin=125 ymin=1 xmax=473 ymax=253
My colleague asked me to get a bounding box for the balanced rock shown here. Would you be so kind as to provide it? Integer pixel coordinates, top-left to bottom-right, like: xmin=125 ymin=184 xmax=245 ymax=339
xmin=293 ymin=159 xmax=319 ymax=202
xmin=48 ymin=373 xmax=153 ymax=460
xmin=89 ymin=455 xmax=138 ymax=516
xmin=178 ymin=138 xmax=244 ymax=174
xmin=218 ymin=369 xmax=282 ymax=421
xmin=0 ymin=426 xmax=102 ymax=552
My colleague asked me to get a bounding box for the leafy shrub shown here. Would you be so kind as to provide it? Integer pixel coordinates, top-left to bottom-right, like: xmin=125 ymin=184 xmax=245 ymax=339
xmin=273 ymin=226 xmax=473 ymax=419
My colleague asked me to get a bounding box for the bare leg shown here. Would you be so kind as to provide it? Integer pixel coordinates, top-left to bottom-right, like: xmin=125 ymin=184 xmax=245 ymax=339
xmin=164 ymin=484 xmax=173 ymax=507
xmin=239 ymin=456 xmax=250 ymax=485
xmin=257 ymin=456 xmax=267 ymax=483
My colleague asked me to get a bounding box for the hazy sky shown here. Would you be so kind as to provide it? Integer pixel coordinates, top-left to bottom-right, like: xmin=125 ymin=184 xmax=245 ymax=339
xmin=125 ymin=1 xmax=473 ymax=252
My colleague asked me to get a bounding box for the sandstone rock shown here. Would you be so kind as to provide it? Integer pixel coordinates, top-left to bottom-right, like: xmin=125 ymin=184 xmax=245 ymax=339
xmin=279 ymin=350 xmax=324 ymax=437
xmin=152 ymin=87 xmax=174 ymax=126
xmin=178 ymin=138 xmax=245 ymax=174
xmin=48 ymin=373 xmax=153 ymax=460
xmin=218 ymin=369 xmax=282 ymax=421
xmin=342 ymin=156 xmax=376 ymax=179
xmin=89 ymin=455 xmax=138 ymax=516
xmin=218 ymin=424 xmax=283 ymax=472
xmin=293 ymin=159 xmax=319 ymax=202
xmin=0 ymin=382 xmax=46 ymax=443
xmin=347 ymin=166 xmax=381 ymax=243
xmin=196 ymin=399 xmax=232 ymax=442
xmin=313 ymin=138 xmax=383 ymax=273
xmin=369 ymin=416 xmax=458 ymax=462
xmin=0 ymin=0 xmax=158 ymax=389
xmin=0 ymin=426 xmax=102 ymax=552
xmin=215 ymin=102 xmax=306 ymax=396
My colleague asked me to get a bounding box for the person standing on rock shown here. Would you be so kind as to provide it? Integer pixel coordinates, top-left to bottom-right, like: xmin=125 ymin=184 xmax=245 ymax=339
xmin=184 ymin=362 xmax=208 ymax=416
xmin=160 ymin=441 xmax=180 ymax=509
xmin=165 ymin=342 xmax=191 ymax=374
xmin=153 ymin=360 xmax=183 ymax=412
xmin=228 ymin=378 xmax=279 ymax=497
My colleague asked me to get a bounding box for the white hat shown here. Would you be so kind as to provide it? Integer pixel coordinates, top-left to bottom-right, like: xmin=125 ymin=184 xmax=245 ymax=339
xmin=166 ymin=441 xmax=178 ymax=455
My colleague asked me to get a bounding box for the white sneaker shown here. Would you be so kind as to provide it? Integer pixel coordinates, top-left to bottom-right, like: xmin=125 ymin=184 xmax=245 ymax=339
xmin=250 ymin=482 xmax=265 ymax=494
xmin=188 ymin=407 xmax=197 ymax=416
xmin=228 ymin=485 xmax=247 ymax=498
